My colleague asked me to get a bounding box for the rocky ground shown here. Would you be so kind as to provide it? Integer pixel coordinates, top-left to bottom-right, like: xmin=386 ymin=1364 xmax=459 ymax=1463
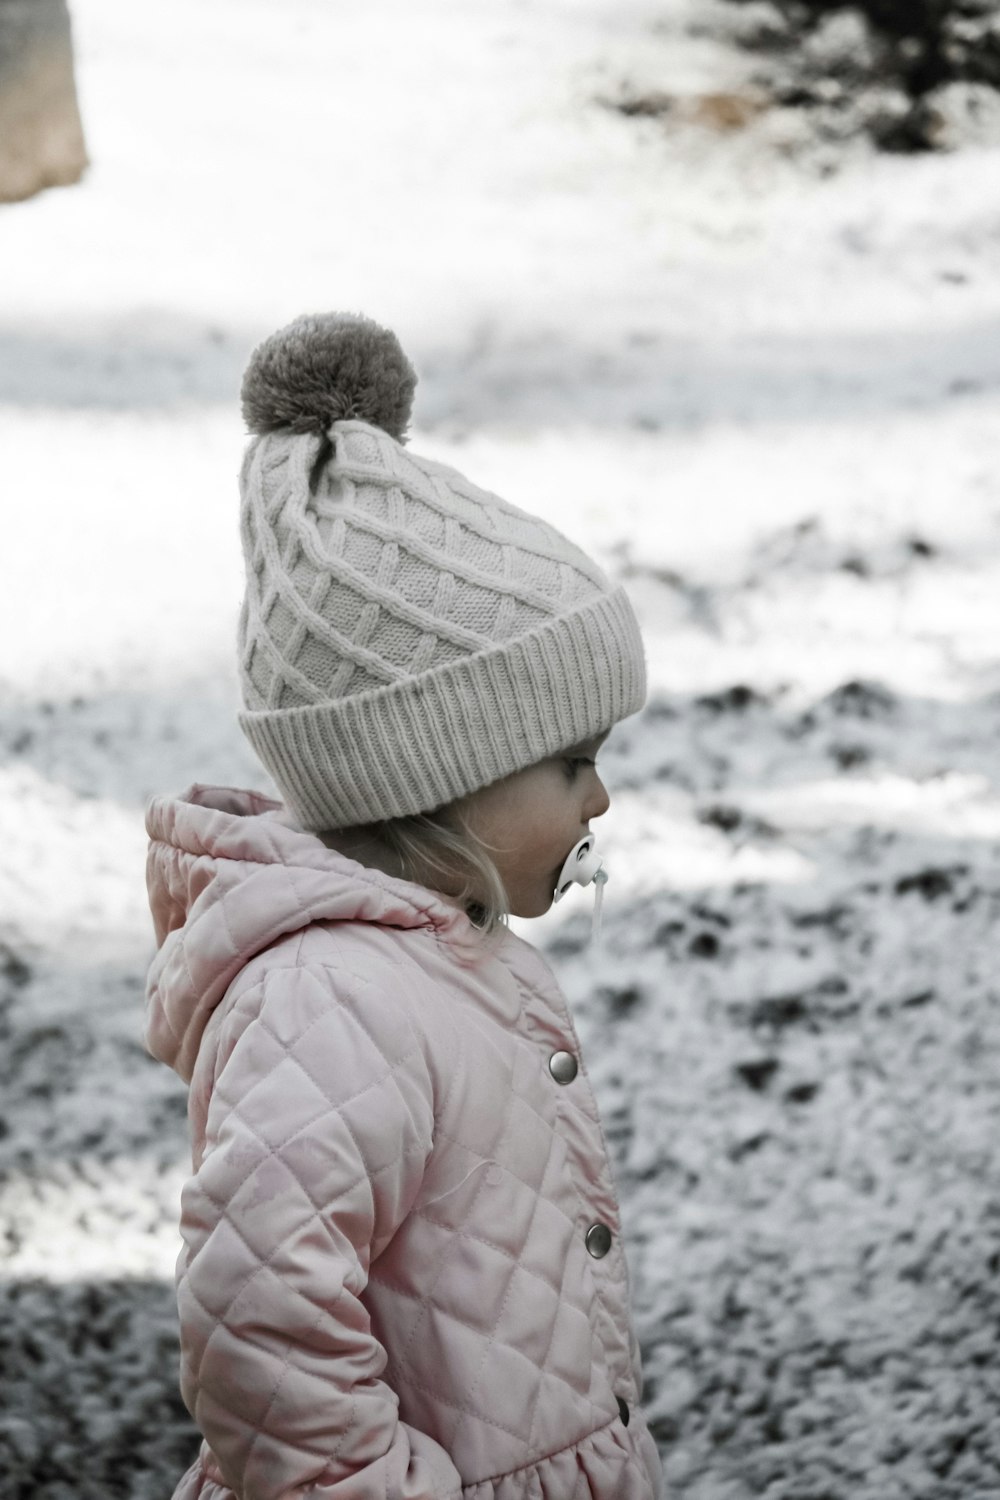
xmin=3 ymin=1 xmax=1000 ymax=1496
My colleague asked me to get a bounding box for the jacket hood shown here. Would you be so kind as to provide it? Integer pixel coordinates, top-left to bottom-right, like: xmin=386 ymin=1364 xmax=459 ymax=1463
xmin=144 ymin=783 xmax=483 ymax=1083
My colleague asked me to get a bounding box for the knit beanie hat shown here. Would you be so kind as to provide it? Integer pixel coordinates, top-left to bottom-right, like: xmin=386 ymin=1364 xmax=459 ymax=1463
xmin=236 ymin=312 xmax=647 ymax=831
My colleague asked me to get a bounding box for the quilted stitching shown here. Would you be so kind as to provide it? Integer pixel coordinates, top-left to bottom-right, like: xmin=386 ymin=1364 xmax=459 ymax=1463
xmin=145 ymin=786 xmax=662 ymax=1500
xmin=501 ymin=958 xmax=634 ymax=1381
xmin=348 ymin=1006 xmax=614 ymax=1474
xmin=178 ymin=975 xmax=439 ymax=1493
xmin=420 ymin=1065 xmax=532 ymax=1454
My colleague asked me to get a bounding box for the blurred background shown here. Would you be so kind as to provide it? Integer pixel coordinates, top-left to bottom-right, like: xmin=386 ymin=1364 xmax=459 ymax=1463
xmin=3 ymin=1 xmax=1000 ymax=1496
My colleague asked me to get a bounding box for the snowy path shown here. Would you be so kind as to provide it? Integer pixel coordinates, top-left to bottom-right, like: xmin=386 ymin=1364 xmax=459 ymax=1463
xmin=3 ymin=1 xmax=1000 ymax=1496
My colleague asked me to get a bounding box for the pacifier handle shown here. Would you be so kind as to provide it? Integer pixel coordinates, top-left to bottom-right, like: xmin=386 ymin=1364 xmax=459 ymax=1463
xmin=553 ymin=834 xmax=604 ymax=902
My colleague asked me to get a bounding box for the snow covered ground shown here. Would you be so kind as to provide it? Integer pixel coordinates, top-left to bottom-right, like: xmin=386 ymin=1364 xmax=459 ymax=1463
xmin=3 ymin=0 xmax=1000 ymax=1495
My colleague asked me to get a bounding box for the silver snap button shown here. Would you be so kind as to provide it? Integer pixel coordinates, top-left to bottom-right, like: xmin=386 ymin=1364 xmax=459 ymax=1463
xmin=585 ymin=1222 xmax=612 ymax=1258
xmin=548 ymin=1050 xmax=578 ymax=1085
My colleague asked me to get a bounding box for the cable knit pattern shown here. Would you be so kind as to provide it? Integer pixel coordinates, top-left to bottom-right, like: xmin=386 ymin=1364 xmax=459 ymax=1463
xmin=145 ymin=785 xmax=663 ymax=1500
xmin=236 ymin=419 xmax=646 ymax=829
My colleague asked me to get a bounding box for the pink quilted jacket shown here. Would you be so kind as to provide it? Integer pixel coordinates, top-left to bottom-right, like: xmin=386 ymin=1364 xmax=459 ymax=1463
xmin=145 ymin=785 xmax=664 ymax=1500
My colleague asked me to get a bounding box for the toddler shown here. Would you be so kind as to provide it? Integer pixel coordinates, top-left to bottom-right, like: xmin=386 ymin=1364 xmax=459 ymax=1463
xmin=145 ymin=313 xmax=663 ymax=1500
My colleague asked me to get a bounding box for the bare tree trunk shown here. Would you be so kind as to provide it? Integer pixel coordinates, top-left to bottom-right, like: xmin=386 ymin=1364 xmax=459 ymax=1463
xmin=0 ymin=0 xmax=88 ymax=203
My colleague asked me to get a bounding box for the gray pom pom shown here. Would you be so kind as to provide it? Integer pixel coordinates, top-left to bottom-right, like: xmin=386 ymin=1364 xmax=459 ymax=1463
xmin=241 ymin=313 xmax=417 ymax=440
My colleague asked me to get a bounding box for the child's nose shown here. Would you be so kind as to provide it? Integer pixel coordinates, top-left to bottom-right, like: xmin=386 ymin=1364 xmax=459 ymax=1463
xmin=588 ymin=775 xmax=611 ymax=821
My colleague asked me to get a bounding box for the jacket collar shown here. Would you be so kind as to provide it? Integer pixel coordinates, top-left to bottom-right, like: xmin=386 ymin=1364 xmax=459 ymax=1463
xmin=145 ymin=784 xmax=486 ymax=1081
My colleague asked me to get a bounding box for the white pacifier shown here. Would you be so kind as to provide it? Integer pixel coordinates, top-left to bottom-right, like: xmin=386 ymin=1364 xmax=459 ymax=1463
xmin=553 ymin=834 xmax=609 ymax=942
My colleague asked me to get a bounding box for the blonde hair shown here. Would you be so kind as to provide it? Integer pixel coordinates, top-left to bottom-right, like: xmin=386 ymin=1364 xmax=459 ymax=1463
xmin=329 ymin=805 xmax=510 ymax=942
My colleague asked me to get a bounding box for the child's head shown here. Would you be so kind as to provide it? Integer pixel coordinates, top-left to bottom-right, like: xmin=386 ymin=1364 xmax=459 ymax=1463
xmin=236 ymin=313 xmax=645 ymax=928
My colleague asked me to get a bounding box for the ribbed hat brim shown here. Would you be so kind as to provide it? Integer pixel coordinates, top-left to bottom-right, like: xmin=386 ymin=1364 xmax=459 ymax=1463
xmin=239 ymin=586 xmax=646 ymax=829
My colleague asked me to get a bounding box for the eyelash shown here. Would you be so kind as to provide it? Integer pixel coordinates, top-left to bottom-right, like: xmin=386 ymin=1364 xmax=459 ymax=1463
xmin=563 ymin=757 xmax=596 ymax=780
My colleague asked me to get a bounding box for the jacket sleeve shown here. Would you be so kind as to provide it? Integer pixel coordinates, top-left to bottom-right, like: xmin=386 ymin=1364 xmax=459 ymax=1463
xmin=176 ymin=960 xmax=462 ymax=1500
